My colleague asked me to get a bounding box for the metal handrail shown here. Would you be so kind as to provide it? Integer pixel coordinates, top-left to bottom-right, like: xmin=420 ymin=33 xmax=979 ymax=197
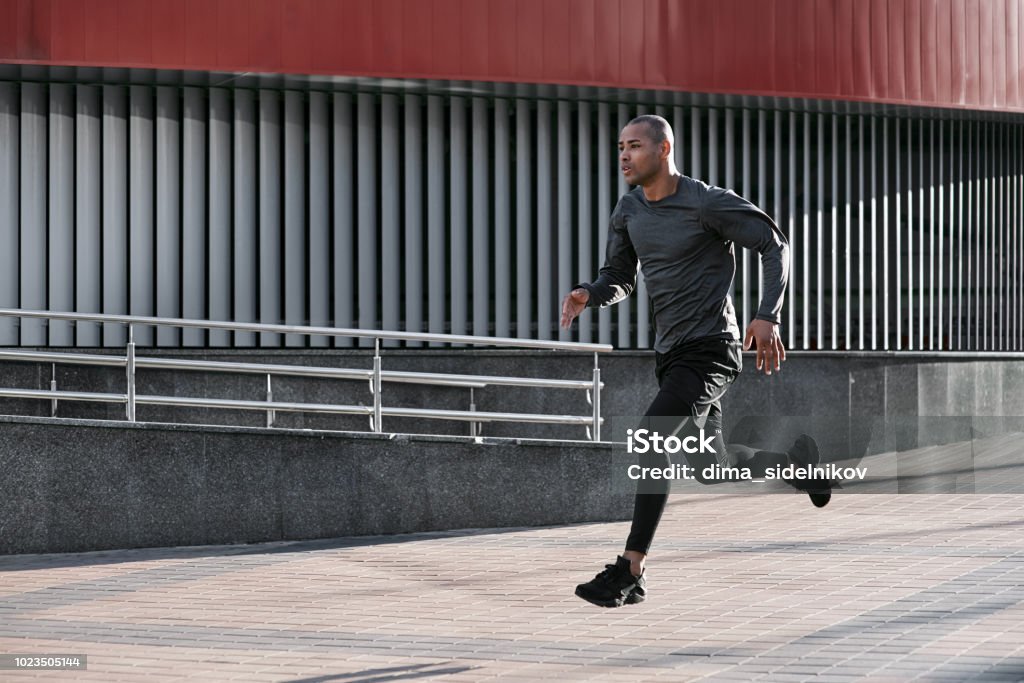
xmin=0 ymin=309 xmax=610 ymax=440
xmin=0 ymin=350 xmax=599 ymax=390
xmin=0 ymin=387 xmax=597 ymax=426
xmin=0 ymin=349 xmax=125 ymax=367
xmin=0 ymin=388 xmax=127 ymax=404
xmin=0 ymin=309 xmax=610 ymax=352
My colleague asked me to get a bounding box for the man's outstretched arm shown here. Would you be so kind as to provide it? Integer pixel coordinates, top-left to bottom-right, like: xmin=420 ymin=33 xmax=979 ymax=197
xmin=561 ymin=202 xmax=639 ymax=329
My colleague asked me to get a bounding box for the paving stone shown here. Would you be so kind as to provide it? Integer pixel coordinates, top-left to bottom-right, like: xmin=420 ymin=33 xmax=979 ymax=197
xmin=1 ymin=493 xmax=1023 ymax=680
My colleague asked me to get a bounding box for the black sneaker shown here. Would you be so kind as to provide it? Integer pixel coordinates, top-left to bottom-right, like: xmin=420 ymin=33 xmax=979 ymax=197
xmin=574 ymin=556 xmax=646 ymax=608
xmin=786 ymin=434 xmax=832 ymax=508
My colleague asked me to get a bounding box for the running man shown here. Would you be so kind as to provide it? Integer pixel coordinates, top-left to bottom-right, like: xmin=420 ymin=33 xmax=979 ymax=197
xmin=561 ymin=115 xmax=830 ymax=608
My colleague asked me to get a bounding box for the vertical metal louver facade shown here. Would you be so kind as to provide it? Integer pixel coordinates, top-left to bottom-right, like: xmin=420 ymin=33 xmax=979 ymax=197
xmin=0 ymin=80 xmax=1022 ymax=351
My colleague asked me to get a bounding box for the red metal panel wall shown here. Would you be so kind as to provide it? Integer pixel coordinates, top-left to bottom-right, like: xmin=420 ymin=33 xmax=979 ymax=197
xmin=1 ymin=0 xmax=1023 ymax=112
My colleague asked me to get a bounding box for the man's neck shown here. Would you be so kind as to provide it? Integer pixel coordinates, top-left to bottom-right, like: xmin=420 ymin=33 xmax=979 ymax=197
xmin=641 ymin=172 xmax=680 ymax=203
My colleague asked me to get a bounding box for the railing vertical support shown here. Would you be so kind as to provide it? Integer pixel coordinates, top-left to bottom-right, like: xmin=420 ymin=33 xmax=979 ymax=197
xmin=591 ymin=352 xmax=601 ymax=442
xmin=50 ymin=364 xmax=57 ymax=417
xmin=469 ymin=387 xmax=477 ymax=437
xmin=266 ymin=374 xmax=275 ymax=427
xmin=126 ymin=324 xmax=136 ymax=422
xmin=372 ymin=337 xmax=382 ymax=433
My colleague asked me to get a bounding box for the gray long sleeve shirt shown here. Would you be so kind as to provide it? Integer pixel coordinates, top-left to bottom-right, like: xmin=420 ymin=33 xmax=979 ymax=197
xmin=578 ymin=175 xmax=789 ymax=353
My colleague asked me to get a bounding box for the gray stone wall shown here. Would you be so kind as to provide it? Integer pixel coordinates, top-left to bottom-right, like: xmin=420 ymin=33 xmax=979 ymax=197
xmin=0 ymin=416 xmax=628 ymax=555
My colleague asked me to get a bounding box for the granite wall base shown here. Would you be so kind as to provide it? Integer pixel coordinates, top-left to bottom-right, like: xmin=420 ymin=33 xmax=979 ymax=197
xmin=0 ymin=416 xmax=628 ymax=555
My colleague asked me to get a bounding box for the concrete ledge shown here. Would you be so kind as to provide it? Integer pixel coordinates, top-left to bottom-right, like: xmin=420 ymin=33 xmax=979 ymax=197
xmin=0 ymin=415 xmax=629 ymax=555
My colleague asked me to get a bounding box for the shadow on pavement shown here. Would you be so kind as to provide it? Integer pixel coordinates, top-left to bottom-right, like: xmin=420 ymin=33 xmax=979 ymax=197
xmin=0 ymin=522 xmax=613 ymax=572
xmin=286 ymin=663 xmax=478 ymax=683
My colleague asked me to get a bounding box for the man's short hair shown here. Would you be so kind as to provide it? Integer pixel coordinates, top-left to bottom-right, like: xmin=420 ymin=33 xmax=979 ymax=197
xmin=628 ymin=114 xmax=674 ymax=148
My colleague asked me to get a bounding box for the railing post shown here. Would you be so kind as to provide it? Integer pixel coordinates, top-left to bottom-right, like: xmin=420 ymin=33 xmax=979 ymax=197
xmin=591 ymin=352 xmax=601 ymax=442
xmin=50 ymin=364 xmax=57 ymax=417
xmin=266 ymin=374 xmax=275 ymax=428
xmin=469 ymin=387 xmax=477 ymax=437
xmin=372 ymin=337 xmax=382 ymax=433
xmin=126 ymin=324 xmax=136 ymax=422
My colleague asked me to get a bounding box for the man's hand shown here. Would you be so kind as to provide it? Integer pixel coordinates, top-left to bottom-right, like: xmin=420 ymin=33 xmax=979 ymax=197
xmin=560 ymin=288 xmax=590 ymax=329
xmin=744 ymin=319 xmax=786 ymax=375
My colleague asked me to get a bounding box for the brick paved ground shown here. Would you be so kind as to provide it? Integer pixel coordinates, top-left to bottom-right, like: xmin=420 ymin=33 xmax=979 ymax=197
xmin=2 ymin=486 xmax=1024 ymax=682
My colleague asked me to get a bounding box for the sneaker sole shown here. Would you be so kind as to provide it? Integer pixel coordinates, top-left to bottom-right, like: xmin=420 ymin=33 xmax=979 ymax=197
xmin=625 ymin=591 xmax=646 ymax=605
xmin=574 ymin=587 xmax=645 ymax=608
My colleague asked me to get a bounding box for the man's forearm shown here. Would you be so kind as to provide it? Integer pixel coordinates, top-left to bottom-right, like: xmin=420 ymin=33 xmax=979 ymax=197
xmin=576 ymin=274 xmax=634 ymax=308
xmin=755 ymin=244 xmax=789 ymax=323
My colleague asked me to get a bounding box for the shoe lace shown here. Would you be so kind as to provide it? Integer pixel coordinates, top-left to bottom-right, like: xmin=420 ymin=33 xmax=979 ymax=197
xmin=594 ymin=563 xmax=623 ymax=582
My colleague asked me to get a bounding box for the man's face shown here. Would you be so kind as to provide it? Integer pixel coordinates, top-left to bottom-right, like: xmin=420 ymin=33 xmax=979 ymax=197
xmin=618 ymin=123 xmax=665 ymax=186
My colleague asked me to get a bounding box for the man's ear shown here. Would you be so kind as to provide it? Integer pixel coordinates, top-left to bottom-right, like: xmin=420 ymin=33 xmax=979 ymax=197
xmin=661 ymin=139 xmax=672 ymax=160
